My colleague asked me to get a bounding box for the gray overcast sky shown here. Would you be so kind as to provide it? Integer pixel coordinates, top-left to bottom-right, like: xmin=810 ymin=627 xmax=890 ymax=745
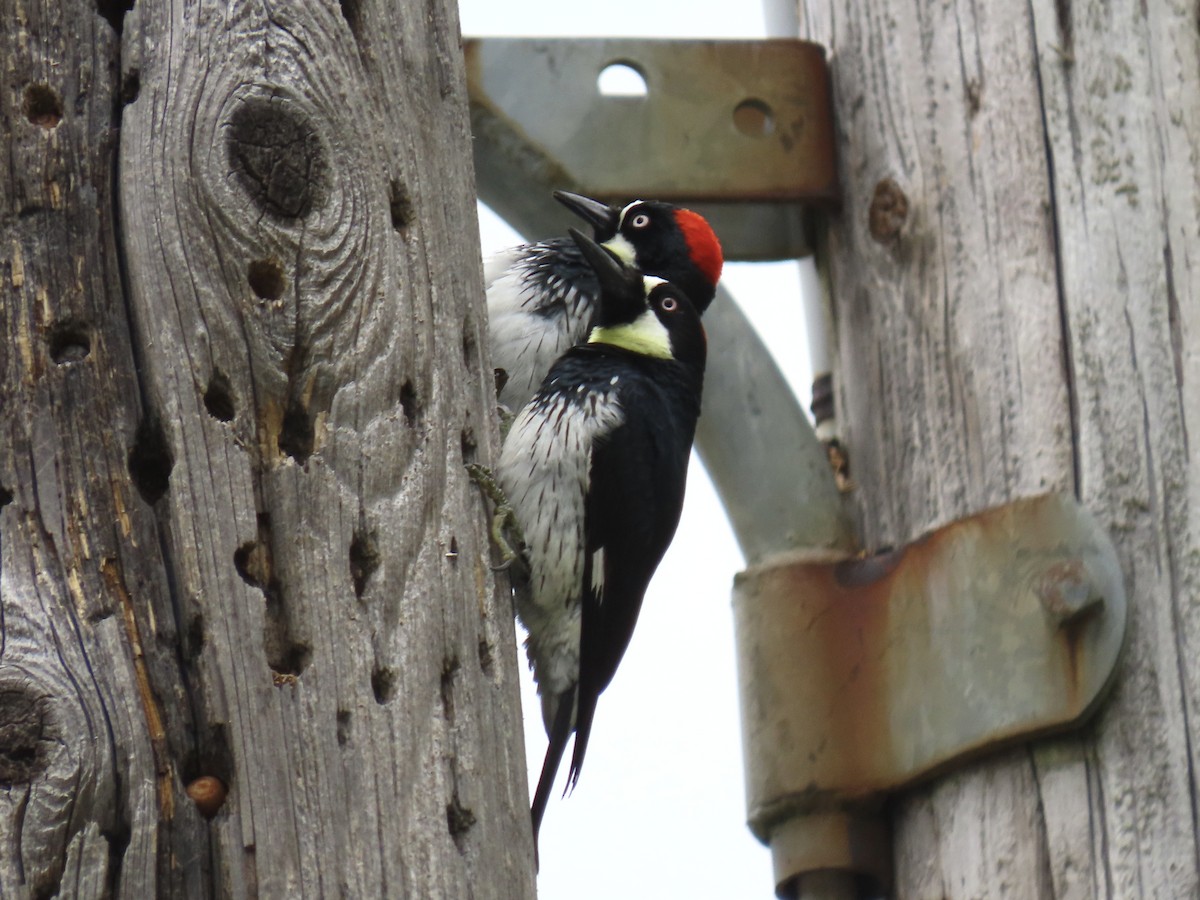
xmin=460 ymin=2 xmax=811 ymax=897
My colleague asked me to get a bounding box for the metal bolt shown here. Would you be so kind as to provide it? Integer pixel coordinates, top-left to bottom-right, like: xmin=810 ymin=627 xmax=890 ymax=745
xmin=1037 ymin=560 xmax=1103 ymax=625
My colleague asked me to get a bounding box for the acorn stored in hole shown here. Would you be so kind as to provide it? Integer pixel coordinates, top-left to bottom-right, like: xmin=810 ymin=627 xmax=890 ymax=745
xmin=187 ymin=776 xmax=228 ymax=819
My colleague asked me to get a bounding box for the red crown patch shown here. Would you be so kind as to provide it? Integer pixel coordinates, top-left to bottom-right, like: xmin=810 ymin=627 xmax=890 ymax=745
xmin=674 ymin=209 xmax=724 ymax=287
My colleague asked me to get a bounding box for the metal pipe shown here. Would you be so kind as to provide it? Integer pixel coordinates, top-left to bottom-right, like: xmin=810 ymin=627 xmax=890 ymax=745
xmin=753 ymin=0 xmax=867 ymax=894
xmin=695 ymin=283 xmax=854 ymax=564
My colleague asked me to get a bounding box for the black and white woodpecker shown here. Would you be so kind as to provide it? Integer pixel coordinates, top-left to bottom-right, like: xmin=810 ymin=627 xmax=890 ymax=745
xmin=485 ymin=190 xmax=722 ymax=413
xmin=494 ymin=228 xmax=708 ymax=846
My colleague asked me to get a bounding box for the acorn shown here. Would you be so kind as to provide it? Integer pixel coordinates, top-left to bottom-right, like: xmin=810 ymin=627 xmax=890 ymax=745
xmin=186 ymin=776 xmax=227 ymax=819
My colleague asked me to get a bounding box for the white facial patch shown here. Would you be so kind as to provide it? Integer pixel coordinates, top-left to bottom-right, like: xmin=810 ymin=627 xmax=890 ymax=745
xmin=604 ymin=233 xmax=636 ymax=265
xmin=602 ymin=200 xmax=649 ymax=265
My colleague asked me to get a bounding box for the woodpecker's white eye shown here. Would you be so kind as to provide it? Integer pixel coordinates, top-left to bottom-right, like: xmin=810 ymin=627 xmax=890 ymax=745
xmin=630 ymin=213 xmax=651 ymax=229
xmin=660 ymin=296 xmax=678 ymax=312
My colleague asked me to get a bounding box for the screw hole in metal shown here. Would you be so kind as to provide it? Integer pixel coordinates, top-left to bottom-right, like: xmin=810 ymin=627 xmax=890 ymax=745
xmin=733 ymin=98 xmax=774 ymax=137
xmin=597 ymin=62 xmax=647 ymax=98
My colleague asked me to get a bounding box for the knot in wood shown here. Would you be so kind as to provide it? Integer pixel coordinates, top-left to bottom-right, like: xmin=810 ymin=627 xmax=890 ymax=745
xmin=868 ymin=177 xmax=909 ymax=243
xmin=0 ymin=686 xmax=51 ymax=785
xmin=227 ymin=96 xmax=329 ymax=220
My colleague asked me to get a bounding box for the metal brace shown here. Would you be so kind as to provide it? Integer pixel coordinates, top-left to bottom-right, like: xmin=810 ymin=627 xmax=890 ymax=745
xmin=733 ymin=493 xmax=1127 ymax=895
xmin=464 ymin=38 xmax=839 ymax=260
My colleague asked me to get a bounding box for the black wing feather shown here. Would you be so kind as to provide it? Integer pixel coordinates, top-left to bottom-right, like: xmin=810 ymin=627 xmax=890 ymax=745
xmin=567 ymin=368 xmax=694 ymax=788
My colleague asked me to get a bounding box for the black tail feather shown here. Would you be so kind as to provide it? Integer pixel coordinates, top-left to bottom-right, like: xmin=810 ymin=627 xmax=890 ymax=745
xmin=531 ymin=685 xmax=577 ymax=864
xmin=566 ymin=686 xmax=598 ymax=794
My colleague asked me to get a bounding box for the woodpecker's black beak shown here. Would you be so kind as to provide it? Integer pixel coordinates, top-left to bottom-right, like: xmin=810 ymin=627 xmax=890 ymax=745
xmin=555 ymin=190 xmax=620 ymax=240
xmin=569 ymin=228 xmax=646 ymax=326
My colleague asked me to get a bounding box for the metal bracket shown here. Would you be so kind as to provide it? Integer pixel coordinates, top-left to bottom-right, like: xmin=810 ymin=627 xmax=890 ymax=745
xmin=733 ymin=493 xmax=1127 ymax=894
xmin=465 ymin=38 xmax=838 ymax=260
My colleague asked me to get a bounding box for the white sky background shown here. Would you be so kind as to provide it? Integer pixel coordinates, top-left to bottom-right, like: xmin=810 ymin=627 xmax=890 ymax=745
xmin=459 ymin=2 xmax=813 ymax=897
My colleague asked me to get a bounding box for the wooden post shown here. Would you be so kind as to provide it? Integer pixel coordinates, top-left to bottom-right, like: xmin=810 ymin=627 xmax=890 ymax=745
xmin=799 ymin=0 xmax=1199 ymax=895
xmin=1 ymin=0 xmax=535 ymax=896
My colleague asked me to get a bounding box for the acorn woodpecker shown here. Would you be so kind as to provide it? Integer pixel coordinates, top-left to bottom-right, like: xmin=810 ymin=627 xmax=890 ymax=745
xmin=485 ymin=190 xmax=722 ymax=413
xmin=494 ymin=228 xmax=707 ymax=846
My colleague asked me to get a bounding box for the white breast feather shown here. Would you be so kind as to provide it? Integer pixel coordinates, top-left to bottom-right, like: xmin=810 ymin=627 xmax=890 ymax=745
xmin=497 ymin=389 xmax=623 ymax=702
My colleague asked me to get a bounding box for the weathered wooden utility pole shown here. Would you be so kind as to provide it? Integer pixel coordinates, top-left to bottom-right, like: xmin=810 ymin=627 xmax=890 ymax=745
xmin=1 ymin=0 xmax=535 ymax=896
xmin=799 ymin=0 xmax=1198 ymax=895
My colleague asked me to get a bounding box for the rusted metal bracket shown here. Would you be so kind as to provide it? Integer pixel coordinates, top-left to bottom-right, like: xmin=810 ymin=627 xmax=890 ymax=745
xmin=464 ymin=38 xmax=838 ymax=260
xmin=733 ymin=494 xmax=1127 ymax=895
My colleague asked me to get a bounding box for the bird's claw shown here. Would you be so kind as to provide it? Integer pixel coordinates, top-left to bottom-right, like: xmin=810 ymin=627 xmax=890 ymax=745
xmin=497 ymin=404 xmax=517 ymax=441
xmin=465 ymin=463 xmax=530 ymax=575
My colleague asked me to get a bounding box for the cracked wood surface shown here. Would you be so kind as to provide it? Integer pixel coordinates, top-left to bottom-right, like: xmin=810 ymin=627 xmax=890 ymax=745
xmin=800 ymin=0 xmax=1198 ymax=896
xmin=1 ymin=0 xmax=536 ymax=896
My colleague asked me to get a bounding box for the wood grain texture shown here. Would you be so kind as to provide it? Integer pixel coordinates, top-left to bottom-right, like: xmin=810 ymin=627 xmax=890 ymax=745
xmin=1 ymin=0 xmax=210 ymax=895
xmin=2 ymin=0 xmax=535 ymax=895
xmin=799 ymin=0 xmax=1199 ymax=895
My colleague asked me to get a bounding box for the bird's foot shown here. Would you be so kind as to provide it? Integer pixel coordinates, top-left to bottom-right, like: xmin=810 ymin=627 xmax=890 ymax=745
xmin=497 ymin=405 xmax=517 ymax=441
xmin=465 ymin=463 xmax=529 ymax=574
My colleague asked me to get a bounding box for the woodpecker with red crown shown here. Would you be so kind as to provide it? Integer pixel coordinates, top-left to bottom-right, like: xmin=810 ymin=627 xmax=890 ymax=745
xmin=485 ymin=190 xmax=722 ymax=413
xmin=494 ymin=229 xmax=707 ymax=852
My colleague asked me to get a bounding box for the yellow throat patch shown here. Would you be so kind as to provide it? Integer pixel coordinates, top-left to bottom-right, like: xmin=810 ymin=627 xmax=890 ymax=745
xmin=588 ymin=278 xmax=672 ymax=359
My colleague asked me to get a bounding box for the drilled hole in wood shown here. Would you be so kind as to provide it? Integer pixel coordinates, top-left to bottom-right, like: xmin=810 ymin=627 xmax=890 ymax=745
xmin=447 ymin=535 xmax=459 ymax=562
xmin=389 ymin=179 xmax=415 ymax=232
xmin=99 ymin=821 xmax=131 ymax=898
xmin=120 ymin=68 xmax=140 ymax=106
xmin=31 ymin=868 xmax=61 ymax=898
xmin=186 ymin=613 xmax=206 ymax=661
xmin=203 ymin=370 xmax=236 ymax=422
xmin=477 ymin=638 xmax=494 ymax=676
xmin=441 ymin=656 xmax=460 ymax=721
xmin=1054 ymin=0 xmax=1073 ymax=56
xmin=597 ymin=61 xmax=647 ymax=97
xmin=336 ymin=709 xmax=352 ymax=746
xmin=227 ymin=97 xmax=329 ymax=220
xmin=733 ymin=98 xmax=774 ymax=137
xmin=234 ymin=540 xmax=269 ymax=590
xmin=234 ymin=515 xmax=310 ymax=676
xmin=268 ymin=643 xmax=312 ymax=681
xmin=247 ymin=258 xmax=286 ymax=301
xmin=264 ymin=587 xmax=311 ymax=677
xmin=371 ymin=666 xmax=396 ymax=704
xmin=349 ymin=528 xmax=380 ymax=599
xmin=338 ymin=0 xmax=364 ymax=42
xmin=461 ymin=318 xmax=477 ymax=367
xmin=399 ymin=379 xmax=419 ymax=426
xmin=47 ymin=319 xmax=91 ymax=364
xmin=22 ymin=84 xmax=62 ymax=129
xmin=446 ymin=790 xmax=476 ymax=849
xmin=0 ymin=688 xmax=49 ymax=786
xmin=128 ymin=416 xmax=174 ymax=504
xmin=965 ymin=78 xmax=983 ymax=117
xmin=279 ymin=402 xmax=314 ymax=463
xmin=182 ymin=725 xmax=234 ymax=817
xmin=460 ymin=427 xmax=477 ymax=465
xmin=96 ymin=0 xmax=134 ymax=31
